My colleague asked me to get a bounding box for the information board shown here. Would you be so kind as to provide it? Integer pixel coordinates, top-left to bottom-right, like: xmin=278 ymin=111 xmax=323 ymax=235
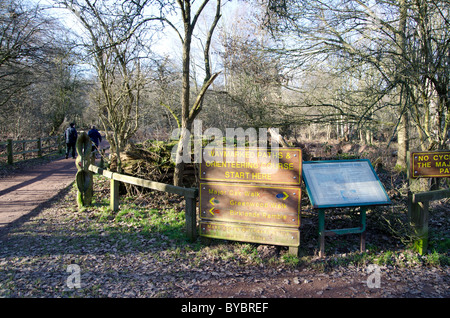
xmin=199 ymin=182 xmax=301 ymax=227
xmin=200 ymin=147 xmax=301 ymax=185
xmin=410 ymin=151 xmax=450 ymax=178
xmin=302 ymin=159 xmax=391 ymax=208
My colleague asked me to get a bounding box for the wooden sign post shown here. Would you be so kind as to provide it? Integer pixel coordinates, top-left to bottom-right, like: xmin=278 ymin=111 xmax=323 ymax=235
xmin=408 ymin=150 xmax=450 ymax=254
xmin=199 ymin=147 xmax=302 ymax=255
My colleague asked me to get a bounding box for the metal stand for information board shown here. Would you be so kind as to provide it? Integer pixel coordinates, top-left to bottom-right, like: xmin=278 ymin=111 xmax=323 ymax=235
xmin=318 ymin=207 xmax=368 ymax=258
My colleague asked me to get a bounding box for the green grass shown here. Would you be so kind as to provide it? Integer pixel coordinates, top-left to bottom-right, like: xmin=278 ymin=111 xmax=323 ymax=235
xmin=89 ymin=200 xmax=186 ymax=242
xmin=92 ymin=198 xmax=449 ymax=268
xmin=80 ymin=173 xmax=449 ymax=270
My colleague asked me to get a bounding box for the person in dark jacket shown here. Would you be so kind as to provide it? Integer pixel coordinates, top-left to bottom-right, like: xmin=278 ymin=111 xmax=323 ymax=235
xmin=88 ymin=125 xmax=102 ymax=153
xmin=64 ymin=123 xmax=78 ymax=159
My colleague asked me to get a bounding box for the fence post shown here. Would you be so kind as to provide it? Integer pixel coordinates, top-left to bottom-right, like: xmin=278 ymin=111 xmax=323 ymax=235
xmin=58 ymin=135 xmax=63 ymax=154
xmin=37 ymin=138 xmax=42 ymax=157
xmin=7 ymin=139 xmax=13 ymax=165
xmin=75 ymin=132 xmax=93 ymax=208
xmin=110 ymin=178 xmax=119 ymax=211
xmin=410 ymin=200 xmax=429 ymax=255
xmin=100 ymin=149 xmax=105 ymax=168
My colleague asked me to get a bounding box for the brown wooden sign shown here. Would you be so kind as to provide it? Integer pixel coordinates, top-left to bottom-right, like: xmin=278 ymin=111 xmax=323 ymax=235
xmin=200 ymin=147 xmax=302 ymax=185
xmin=199 ymin=221 xmax=300 ymax=247
xmin=198 ymin=147 xmax=302 ymax=252
xmin=199 ymin=182 xmax=301 ymax=227
xmin=411 ymin=151 xmax=450 ymax=178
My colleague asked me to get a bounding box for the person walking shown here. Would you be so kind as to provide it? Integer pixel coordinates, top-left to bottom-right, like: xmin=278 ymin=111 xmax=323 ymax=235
xmin=87 ymin=125 xmax=102 ymax=155
xmin=64 ymin=123 xmax=78 ymax=159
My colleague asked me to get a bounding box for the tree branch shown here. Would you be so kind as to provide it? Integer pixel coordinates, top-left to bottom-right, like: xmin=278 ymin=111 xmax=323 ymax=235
xmin=189 ymin=71 xmax=220 ymax=120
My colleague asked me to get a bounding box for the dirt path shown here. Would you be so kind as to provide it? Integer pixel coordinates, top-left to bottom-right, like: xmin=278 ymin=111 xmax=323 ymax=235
xmin=0 ymin=134 xmax=110 ymax=233
xmin=0 ymin=157 xmax=77 ymax=231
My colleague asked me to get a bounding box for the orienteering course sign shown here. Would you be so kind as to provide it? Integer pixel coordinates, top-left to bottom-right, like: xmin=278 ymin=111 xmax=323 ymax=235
xmin=199 ymin=183 xmax=301 ymax=227
xmin=198 ymin=147 xmax=302 ymax=252
xmin=200 ymin=147 xmax=301 ymax=185
xmin=199 ymin=221 xmax=300 ymax=247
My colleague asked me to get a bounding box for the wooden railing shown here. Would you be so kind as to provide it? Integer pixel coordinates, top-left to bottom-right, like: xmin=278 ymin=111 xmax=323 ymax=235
xmin=0 ymin=136 xmax=63 ymax=165
xmin=88 ymin=164 xmax=198 ymax=242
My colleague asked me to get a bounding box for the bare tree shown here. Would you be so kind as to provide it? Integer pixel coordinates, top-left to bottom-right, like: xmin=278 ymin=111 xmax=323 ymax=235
xmin=58 ymin=0 xmax=153 ymax=172
xmin=0 ymin=0 xmax=85 ymax=139
xmin=218 ymin=16 xmax=286 ymax=129
xmin=0 ymin=0 xmax=43 ymax=107
xmin=406 ymin=0 xmax=450 ymax=151
xmin=0 ymin=0 xmax=52 ymax=115
xmin=262 ymin=0 xmax=449 ymax=166
xmin=58 ymin=0 xmax=222 ymax=182
xmin=149 ymin=0 xmax=222 ymax=185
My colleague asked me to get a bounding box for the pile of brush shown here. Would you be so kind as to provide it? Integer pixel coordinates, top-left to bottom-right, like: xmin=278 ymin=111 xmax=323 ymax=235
xmin=109 ymin=140 xmax=197 ymax=186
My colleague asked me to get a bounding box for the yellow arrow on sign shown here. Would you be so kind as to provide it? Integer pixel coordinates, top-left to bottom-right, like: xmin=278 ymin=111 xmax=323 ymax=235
xmin=276 ymin=192 xmax=290 ymax=200
xmin=209 ymin=207 xmax=215 ymax=215
xmin=210 ymin=197 xmax=216 ymax=205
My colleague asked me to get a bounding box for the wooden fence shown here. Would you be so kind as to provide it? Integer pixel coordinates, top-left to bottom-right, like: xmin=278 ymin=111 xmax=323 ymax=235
xmin=0 ymin=136 xmax=63 ymax=165
xmin=88 ymin=164 xmax=199 ymax=242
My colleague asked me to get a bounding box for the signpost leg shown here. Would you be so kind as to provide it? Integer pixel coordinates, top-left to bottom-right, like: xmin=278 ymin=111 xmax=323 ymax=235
xmin=360 ymin=207 xmax=367 ymax=253
xmin=289 ymin=247 xmax=299 ymax=256
xmin=318 ymin=209 xmax=325 ymax=257
xmin=185 ymin=195 xmax=197 ymax=242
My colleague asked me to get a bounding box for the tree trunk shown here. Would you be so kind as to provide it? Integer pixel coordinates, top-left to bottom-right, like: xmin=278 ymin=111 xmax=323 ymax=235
xmin=173 ymin=0 xmax=221 ymax=186
xmin=396 ymin=111 xmax=409 ymax=168
xmin=395 ymin=0 xmax=409 ymax=169
xmin=173 ymin=135 xmax=187 ymax=187
xmin=173 ymin=11 xmax=193 ymax=187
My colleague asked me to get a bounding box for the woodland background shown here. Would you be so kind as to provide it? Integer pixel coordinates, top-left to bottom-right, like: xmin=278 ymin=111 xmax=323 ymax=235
xmin=1 ymin=0 xmax=448 ymax=183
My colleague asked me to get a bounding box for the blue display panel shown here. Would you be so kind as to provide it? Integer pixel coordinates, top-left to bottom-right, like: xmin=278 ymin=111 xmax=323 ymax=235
xmin=302 ymin=159 xmax=391 ymax=208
